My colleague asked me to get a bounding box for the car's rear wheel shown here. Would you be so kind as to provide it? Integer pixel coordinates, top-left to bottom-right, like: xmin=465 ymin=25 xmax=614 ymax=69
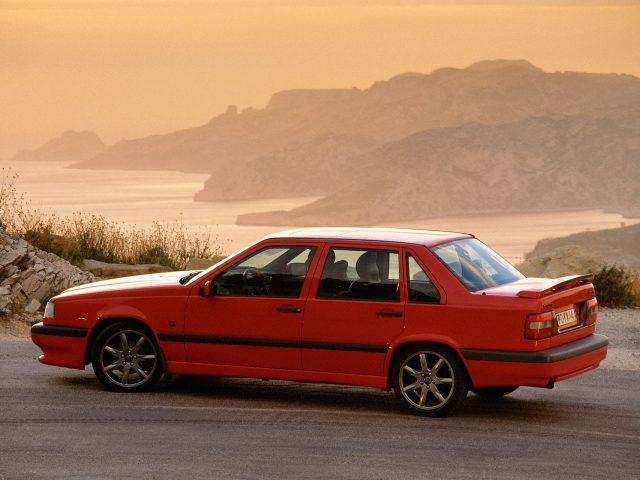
xmin=472 ymin=386 xmax=518 ymax=398
xmin=393 ymin=345 xmax=468 ymax=416
xmin=91 ymin=321 xmax=162 ymax=392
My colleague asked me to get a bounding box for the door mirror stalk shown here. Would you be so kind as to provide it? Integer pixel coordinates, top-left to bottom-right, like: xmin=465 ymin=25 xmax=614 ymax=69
xmin=198 ymin=281 xmax=217 ymax=297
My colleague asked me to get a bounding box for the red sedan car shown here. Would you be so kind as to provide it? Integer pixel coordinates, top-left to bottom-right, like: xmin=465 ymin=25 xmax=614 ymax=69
xmin=31 ymin=228 xmax=607 ymax=416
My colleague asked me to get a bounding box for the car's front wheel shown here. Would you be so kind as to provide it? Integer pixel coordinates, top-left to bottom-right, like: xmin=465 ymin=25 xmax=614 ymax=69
xmin=393 ymin=345 xmax=468 ymax=416
xmin=91 ymin=321 xmax=163 ymax=392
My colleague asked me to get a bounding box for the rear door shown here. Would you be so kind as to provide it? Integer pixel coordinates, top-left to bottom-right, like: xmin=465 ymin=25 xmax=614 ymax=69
xmin=301 ymin=243 xmax=405 ymax=376
xmin=184 ymin=241 xmax=320 ymax=370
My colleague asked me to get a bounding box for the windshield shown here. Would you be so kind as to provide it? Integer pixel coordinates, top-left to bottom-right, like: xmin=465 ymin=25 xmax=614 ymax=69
xmin=430 ymin=238 xmax=524 ymax=292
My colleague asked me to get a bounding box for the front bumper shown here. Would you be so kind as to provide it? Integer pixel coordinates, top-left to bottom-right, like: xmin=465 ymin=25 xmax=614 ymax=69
xmin=31 ymin=322 xmax=88 ymax=370
xmin=461 ymin=334 xmax=608 ymax=388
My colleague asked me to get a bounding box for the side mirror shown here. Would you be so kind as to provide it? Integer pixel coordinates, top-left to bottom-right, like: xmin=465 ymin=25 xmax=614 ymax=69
xmin=198 ymin=281 xmax=217 ymax=297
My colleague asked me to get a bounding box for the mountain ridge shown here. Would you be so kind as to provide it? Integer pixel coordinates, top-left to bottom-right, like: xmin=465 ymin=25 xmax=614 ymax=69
xmin=73 ymin=60 xmax=640 ymax=180
xmin=31 ymin=59 xmax=640 ymax=226
xmin=237 ymin=106 xmax=640 ymax=226
xmin=12 ymin=130 xmax=105 ymax=163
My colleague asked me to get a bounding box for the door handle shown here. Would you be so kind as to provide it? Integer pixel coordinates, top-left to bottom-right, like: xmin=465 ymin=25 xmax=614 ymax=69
xmin=376 ymin=310 xmax=402 ymax=318
xmin=277 ymin=305 xmax=303 ymax=313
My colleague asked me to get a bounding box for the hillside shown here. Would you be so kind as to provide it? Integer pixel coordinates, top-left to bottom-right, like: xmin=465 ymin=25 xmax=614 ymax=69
xmin=195 ymin=133 xmax=379 ymax=201
xmin=518 ymin=223 xmax=640 ymax=278
xmin=12 ymin=130 xmax=105 ymax=162
xmin=75 ymin=60 xmax=640 ymax=182
xmin=238 ymin=106 xmax=640 ymax=226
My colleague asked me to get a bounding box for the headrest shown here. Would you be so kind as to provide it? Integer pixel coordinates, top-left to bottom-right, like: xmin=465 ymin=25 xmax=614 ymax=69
xmin=286 ymin=263 xmax=307 ymax=276
xmin=356 ymin=251 xmax=380 ymax=282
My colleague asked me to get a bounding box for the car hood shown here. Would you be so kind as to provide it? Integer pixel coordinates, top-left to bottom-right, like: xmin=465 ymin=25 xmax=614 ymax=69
xmin=479 ymin=274 xmax=594 ymax=298
xmin=57 ymin=270 xmax=197 ymax=297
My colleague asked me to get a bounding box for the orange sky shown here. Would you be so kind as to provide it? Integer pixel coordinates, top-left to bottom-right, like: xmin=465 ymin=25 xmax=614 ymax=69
xmin=1 ymin=1 xmax=639 ymax=157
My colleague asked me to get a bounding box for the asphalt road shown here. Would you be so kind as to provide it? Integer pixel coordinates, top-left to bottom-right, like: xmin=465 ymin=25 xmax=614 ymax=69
xmin=1 ymin=340 xmax=639 ymax=480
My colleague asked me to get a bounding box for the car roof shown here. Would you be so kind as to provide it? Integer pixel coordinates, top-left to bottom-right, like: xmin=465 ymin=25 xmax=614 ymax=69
xmin=264 ymin=227 xmax=473 ymax=247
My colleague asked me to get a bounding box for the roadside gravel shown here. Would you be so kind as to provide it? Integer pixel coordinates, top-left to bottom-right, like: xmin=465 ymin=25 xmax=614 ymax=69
xmin=597 ymin=307 xmax=640 ymax=371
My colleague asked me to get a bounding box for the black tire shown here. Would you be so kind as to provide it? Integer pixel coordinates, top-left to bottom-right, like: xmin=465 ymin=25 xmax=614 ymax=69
xmin=472 ymin=386 xmax=518 ymax=399
xmin=91 ymin=321 xmax=163 ymax=392
xmin=392 ymin=345 xmax=468 ymax=416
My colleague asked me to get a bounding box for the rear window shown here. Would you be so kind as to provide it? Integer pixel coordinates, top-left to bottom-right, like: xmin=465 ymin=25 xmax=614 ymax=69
xmin=430 ymin=238 xmax=523 ymax=292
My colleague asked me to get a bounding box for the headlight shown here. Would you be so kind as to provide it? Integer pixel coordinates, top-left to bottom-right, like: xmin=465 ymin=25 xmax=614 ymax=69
xmin=44 ymin=301 xmax=55 ymax=319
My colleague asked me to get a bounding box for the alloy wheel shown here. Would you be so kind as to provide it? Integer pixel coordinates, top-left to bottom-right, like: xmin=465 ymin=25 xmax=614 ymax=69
xmin=99 ymin=329 xmax=158 ymax=389
xmin=398 ymin=350 xmax=455 ymax=411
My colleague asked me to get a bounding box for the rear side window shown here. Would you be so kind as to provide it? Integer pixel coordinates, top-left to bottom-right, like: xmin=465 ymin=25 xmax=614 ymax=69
xmin=407 ymin=255 xmax=440 ymax=303
xmin=316 ymin=248 xmax=399 ymax=302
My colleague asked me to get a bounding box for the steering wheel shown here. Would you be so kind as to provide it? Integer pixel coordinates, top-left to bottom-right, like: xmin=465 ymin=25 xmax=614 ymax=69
xmin=242 ymin=268 xmax=271 ymax=294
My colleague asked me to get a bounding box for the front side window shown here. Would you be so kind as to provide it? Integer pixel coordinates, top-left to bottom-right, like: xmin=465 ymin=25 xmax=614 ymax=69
xmin=317 ymin=248 xmax=399 ymax=302
xmin=407 ymin=255 xmax=440 ymax=303
xmin=213 ymin=245 xmax=316 ymax=297
xmin=430 ymin=238 xmax=523 ymax=292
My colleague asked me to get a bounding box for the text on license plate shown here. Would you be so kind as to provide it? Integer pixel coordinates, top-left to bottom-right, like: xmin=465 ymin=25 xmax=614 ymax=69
xmin=555 ymin=308 xmax=578 ymax=329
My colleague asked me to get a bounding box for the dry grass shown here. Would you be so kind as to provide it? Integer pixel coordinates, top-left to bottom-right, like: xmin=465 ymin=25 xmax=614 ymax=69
xmin=1 ymin=168 xmax=221 ymax=270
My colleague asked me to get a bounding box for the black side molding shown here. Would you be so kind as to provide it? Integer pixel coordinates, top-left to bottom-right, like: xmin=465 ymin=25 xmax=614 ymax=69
xmin=157 ymin=333 xmax=388 ymax=353
xmin=302 ymin=340 xmax=388 ymax=353
xmin=461 ymin=334 xmax=608 ymax=363
xmin=31 ymin=322 xmax=88 ymax=338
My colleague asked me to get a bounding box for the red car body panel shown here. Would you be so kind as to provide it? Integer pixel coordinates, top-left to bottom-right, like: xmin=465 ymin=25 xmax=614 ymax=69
xmin=31 ymin=228 xmax=607 ymax=392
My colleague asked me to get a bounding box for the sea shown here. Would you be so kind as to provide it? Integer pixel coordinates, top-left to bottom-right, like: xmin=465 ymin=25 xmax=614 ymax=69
xmin=2 ymin=159 xmax=637 ymax=263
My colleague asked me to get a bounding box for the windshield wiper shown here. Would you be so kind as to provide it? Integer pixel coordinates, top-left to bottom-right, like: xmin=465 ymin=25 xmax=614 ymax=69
xmin=179 ymin=271 xmax=202 ymax=285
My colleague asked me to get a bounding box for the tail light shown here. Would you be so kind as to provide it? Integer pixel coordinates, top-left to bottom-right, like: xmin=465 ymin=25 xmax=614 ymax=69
xmin=585 ymin=298 xmax=598 ymax=326
xmin=525 ymin=311 xmax=557 ymax=339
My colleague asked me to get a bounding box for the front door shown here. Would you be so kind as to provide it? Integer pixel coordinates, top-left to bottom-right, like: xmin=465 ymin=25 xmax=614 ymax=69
xmin=185 ymin=244 xmax=318 ymax=370
xmin=302 ymin=245 xmax=405 ymax=376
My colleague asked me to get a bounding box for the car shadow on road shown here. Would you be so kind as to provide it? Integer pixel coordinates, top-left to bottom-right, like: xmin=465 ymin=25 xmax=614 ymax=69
xmin=159 ymin=374 xmax=406 ymax=415
xmin=56 ymin=372 xmax=575 ymax=423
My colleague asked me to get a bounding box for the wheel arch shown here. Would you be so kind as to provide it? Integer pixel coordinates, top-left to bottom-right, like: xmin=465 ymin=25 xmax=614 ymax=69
xmin=385 ymin=339 xmax=475 ymax=390
xmin=83 ymin=316 xmax=160 ymax=366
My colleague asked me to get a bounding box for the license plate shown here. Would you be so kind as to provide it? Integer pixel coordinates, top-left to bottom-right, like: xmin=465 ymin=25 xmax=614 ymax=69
xmin=555 ymin=307 xmax=578 ymax=329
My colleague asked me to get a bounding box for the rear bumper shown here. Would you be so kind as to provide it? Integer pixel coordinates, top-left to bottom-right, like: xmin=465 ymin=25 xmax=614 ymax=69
xmin=31 ymin=322 xmax=88 ymax=370
xmin=461 ymin=334 xmax=608 ymax=388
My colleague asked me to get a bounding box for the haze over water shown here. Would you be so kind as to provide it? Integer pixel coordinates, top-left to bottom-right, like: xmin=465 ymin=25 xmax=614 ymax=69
xmin=4 ymin=159 xmax=637 ymax=263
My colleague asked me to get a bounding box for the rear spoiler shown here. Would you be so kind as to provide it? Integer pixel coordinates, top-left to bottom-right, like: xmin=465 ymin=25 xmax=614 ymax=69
xmin=517 ymin=274 xmax=595 ymax=299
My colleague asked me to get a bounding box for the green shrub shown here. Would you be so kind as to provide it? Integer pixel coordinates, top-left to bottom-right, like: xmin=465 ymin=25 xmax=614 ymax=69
xmin=593 ymin=266 xmax=638 ymax=308
xmin=1 ymin=168 xmax=221 ymax=270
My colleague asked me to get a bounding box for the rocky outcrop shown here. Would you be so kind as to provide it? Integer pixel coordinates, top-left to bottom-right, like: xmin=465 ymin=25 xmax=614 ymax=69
xmin=517 ymin=223 xmax=640 ymax=278
xmin=80 ymin=259 xmax=172 ymax=279
xmin=0 ymin=229 xmax=94 ymax=318
xmin=517 ymin=245 xmax=607 ymax=278
xmin=526 ymin=223 xmax=640 ymax=271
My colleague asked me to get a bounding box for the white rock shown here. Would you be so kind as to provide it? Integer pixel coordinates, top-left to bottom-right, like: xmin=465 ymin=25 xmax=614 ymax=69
xmin=1 ymin=273 xmax=20 ymax=287
xmin=0 ymin=247 xmax=26 ymax=267
xmin=24 ymin=298 xmax=41 ymax=314
xmin=13 ymin=290 xmax=26 ymax=303
xmin=5 ymin=265 xmax=19 ymax=277
xmin=33 ymin=282 xmax=52 ymax=300
xmin=20 ymin=275 xmax=41 ymax=296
